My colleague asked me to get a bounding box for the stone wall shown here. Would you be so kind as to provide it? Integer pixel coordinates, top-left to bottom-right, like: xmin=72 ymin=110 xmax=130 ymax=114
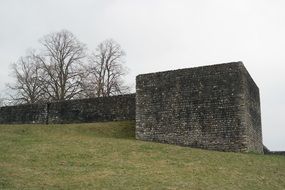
xmin=48 ymin=94 xmax=136 ymax=124
xmin=0 ymin=94 xmax=135 ymax=124
xmin=136 ymin=62 xmax=263 ymax=153
xmin=242 ymin=68 xmax=263 ymax=152
xmin=266 ymin=151 xmax=285 ymax=156
xmin=0 ymin=103 xmax=47 ymax=124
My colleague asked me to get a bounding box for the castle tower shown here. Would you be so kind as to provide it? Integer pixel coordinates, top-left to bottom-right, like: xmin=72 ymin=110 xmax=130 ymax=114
xmin=136 ymin=62 xmax=263 ymax=153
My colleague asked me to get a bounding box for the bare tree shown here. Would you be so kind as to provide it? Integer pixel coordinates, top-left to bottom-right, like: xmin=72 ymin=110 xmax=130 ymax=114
xmin=37 ymin=30 xmax=86 ymax=101
xmin=83 ymin=39 xmax=130 ymax=98
xmin=0 ymin=94 xmax=4 ymax=107
xmin=7 ymin=31 xmax=130 ymax=104
xmin=7 ymin=52 xmax=45 ymax=104
xmin=0 ymin=95 xmax=12 ymax=107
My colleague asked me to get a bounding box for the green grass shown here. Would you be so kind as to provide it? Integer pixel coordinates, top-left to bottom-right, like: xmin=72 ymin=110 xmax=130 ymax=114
xmin=0 ymin=121 xmax=284 ymax=190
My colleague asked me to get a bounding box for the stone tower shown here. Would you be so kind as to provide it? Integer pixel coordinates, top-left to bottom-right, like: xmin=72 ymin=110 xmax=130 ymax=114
xmin=136 ymin=62 xmax=263 ymax=153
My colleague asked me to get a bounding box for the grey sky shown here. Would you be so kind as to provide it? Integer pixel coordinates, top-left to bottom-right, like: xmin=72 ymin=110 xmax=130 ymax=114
xmin=0 ymin=0 xmax=284 ymax=150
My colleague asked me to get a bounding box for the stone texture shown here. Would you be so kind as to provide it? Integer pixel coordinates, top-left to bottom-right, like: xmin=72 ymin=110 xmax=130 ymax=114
xmin=136 ymin=62 xmax=263 ymax=153
xmin=0 ymin=94 xmax=135 ymax=124
xmin=266 ymin=151 xmax=285 ymax=156
xmin=242 ymin=67 xmax=263 ymax=152
xmin=0 ymin=103 xmax=47 ymax=124
xmin=48 ymin=94 xmax=135 ymax=124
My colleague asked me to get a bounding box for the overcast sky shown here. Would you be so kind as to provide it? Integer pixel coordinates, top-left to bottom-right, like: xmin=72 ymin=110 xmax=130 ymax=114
xmin=0 ymin=0 xmax=284 ymax=150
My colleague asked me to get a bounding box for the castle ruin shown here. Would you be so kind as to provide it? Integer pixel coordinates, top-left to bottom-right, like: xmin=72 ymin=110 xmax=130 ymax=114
xmin=0 ymin=62 xmax=263 ymax=153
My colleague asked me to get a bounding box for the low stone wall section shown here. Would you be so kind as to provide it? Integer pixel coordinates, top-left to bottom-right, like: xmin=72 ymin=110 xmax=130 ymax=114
xmin=48 ymin=94 xmax=136 ymax=124
xmin=0 ymin=94 xmax=135 ymax=124
xmin=0 ymin=103 xmax=47 ymax=124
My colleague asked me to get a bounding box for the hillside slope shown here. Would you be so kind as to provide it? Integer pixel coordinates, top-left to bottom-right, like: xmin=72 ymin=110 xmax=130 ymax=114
xmin=0 ymin=121 xmax=284 ymax=189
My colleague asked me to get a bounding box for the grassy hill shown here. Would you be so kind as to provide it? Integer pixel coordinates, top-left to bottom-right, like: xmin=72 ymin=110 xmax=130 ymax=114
xmin=0 ymin=121 xmax=284 ymax=190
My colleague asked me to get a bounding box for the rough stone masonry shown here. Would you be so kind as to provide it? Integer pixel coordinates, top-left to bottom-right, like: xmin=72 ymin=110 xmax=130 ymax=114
xmin=0 ymin=94 xmax=136 ymax=124
xmin=136 ymin=62 xmax=263 ymax=153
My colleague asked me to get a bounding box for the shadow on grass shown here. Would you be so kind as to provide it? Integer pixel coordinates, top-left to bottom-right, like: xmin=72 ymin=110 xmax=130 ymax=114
xmin=75 ymin=121 xmax=136 ymax=140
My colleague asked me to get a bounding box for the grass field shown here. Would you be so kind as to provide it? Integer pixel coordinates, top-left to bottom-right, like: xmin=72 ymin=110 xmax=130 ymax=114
xmin=0 ymin=121 xmax=284 ymax=190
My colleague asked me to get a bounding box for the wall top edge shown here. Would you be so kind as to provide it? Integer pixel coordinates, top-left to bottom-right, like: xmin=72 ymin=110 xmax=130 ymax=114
xmin=136 ymin=61 xmax=244 ymax=79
